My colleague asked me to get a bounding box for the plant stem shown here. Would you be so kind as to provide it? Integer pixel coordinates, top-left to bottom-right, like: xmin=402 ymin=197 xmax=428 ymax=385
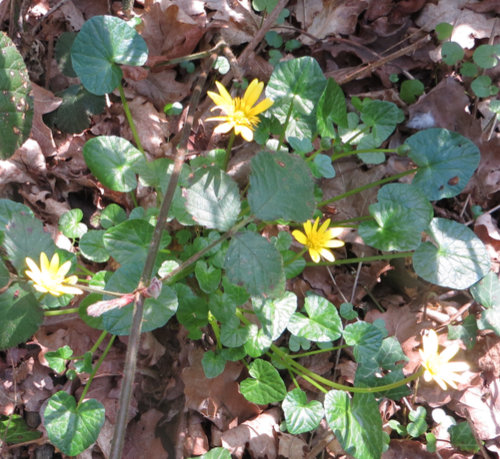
xmin=286 ymin=345 xmax=348 ymax=359
xmin=78 ymin=334 xmax=116 ymax=405
xmin=330 ymin=147 xmax=397 ymax=162
xmin=224 ymin=131 xmax=236 ymax=170
xmin=208 ymin=312 xmax=222 ymax=350
xmin=90 ymin=330 xmax=108 ymax=354
xmin=277 ymin=97 xmax=295 ymax=150
xmin=317 ymin=169 xmax=416 ymax=208
xmin=305 ymin=251 xmax=413 ymax=267
xmin=44 ymin=308 xmax=79 ymax=316
xmin=284 ymin=248 xmax=307 ymax=266
xmin=118 ymin=83 xmax=144 ymax=155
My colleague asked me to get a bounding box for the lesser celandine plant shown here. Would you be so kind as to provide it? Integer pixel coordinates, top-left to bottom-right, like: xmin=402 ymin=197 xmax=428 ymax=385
xmin=0 ymin=13 xmax=491 ymax=459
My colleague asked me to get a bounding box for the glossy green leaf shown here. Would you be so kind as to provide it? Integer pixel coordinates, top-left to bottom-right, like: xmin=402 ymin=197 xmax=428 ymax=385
xmin=100 ymin=203 xmax=128 ymax=229
xmin=101 ymin=264 xmax=177 ymax=335
xmin=0 ymin=200 xmax=33 ymax=228
xmin=358 ymin=183 xmax=433 ymax=251
xmin=447 ymin=315 xmax=478 ymax=349
xmin=317 ymin=78 xmax=348 ymax=137
xmin=224 ymin=231 xmax=284 ymax=297
xmin=243 ymin=324 xmax=272 ymax=357
xmin=253 ymin=291 xmax=297 ymax=340
xmin=45 ymin=345 xmax=73 ymax=373
xmin=471 ymin=75 xmax=498 ymax=98
xmin=83 ymin=136 xmax=143 ymax=192
xmin=220 ymin=323 xmax=249 ymax=348
xmin=449 ymin=422 xmax=480 ymax=452
xmin=0 ymin=414 xmax=42 ymax=444
xmin=103 ymin=219 xmax=171 ymax=266
xmin=283 ymin=250 xmax=306 ymax=279
xmin=413 ymin=218 xmax=490 ymax=289
xmin=0 ymin=32 xmax=33 ymax=158
xmin=266 ymin=56 xmax=326 ymax=140
xmin=185 ymin=167 xmax=240 ymax=231
xmin=407 ymin=406 xmax=428 ymax=438
xmin=43 ymin=391 xmax=104 ymax=456
xmin=407 ymin=128 xmax=480 ymax=200
xmin=470 ymin=271 xmax=500 ymax=335
xmin=0 ymin=288 xmax=42 ymax=350
xmin=175 ymin=284 xmax=208 ymax=339
xmin=287 ymin=294 xmax=342 ymax=342
xmin=239 ymin=359 xmax=286 ymax=404
xmin=473 ymin=44 xmax=500 ymax=69
xmin=71 ymin=15 xmax=148 ymax=95
xmin=248 ymin=151 xmax=315 ymax=221
xmin=46 ymin=85 xmax=105 ymax=133
xmin=356 ymin=367 xmax=411 ymax=400
xmin=202 ymin=350 xmax=226 ymax=379
xmin=282 ymin=388 xmax=324 ymax=434
xmin=3 ymin=213 xmax=55 ymax=272
xmin=59 ymin=209 xmax=87 ymax=239
xmin=195 ymin=260 xmax=221 ymax=294
xmin=324 ymin=391 xmax=384 ymax=459
xmin=343 ymin=322 xmax=384 ymax=364
xmin=79 ymin=230 xmax=110 ymax=263
xmin=55 ymin=31 xmax=77 ymax=77
xmin=441 ymin=41 xmax=464 ymax=65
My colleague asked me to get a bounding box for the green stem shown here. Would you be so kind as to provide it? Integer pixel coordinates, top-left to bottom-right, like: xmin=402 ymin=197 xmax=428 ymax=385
xmin=224 ymin=131 xmax=236 ymax=171
xmin=118 ymin=83 xmax=144 ymax=155
xmin=78 ymin=334 xmax=116 ymax=406
xmin=76 ymin=284 xmax=126 ymax=297
xmin=317 ymin=169 xmax=416 ymax=208
xmin=284 ymin=248 xmax=307 ymax=266
xmin=277 ymin=98 xmax=295 ymax=150
xmin=77 ymin=264 xmax=94 ymax=277
xmin=287 ymin=345 xmax=348 ymax=359
xmin=305 ymin=251 xmax=413 ymax=267
xmin=44 ymin=308 xmax=79 ymax=316
xmin=328 ymin=215 xmax=373 ymax=226
xmin=330 ymin=147 xmax=397 ymax=162
xmin=208 ymin=311 xmax=222 ymax=350
xmin=90 ymin=330 xmax=108 ymax=355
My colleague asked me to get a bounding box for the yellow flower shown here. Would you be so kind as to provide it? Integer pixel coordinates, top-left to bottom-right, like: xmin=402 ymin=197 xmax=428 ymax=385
xmin=25 ymin=252 xmax=83 ymax=297
xmin=419 ymin=329 xmax=470 ymax=390
xmin=206 ymin=79 xmax=274 ymax=141
xmin=292 ymin=217 xmax=345 ymax=263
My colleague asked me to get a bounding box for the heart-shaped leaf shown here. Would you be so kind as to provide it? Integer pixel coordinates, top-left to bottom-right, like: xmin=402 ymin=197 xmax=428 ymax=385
xmin=282 ymin=388 xmax=324 ymax=434
xmin=239 ymin=359 xmax=286 ymax=404
xmin=43 ymin=391 xmax=104 ymax=456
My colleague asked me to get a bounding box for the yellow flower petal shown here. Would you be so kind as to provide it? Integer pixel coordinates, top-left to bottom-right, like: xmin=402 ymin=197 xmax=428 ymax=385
xmin=292 ymin=230 xmax=308 ymax=245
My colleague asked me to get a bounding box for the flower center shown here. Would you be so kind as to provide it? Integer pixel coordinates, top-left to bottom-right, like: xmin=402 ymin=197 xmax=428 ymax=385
xmin=425 ymin=355 xmax=441 ymax=376
xmin=39 ymin=271 xmax=64 ymax=290
xmin=307 ymin=233 xmax=327 ymax=251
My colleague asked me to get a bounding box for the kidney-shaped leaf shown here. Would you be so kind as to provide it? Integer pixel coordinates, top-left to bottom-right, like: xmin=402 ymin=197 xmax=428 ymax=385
xmin=408 ymin=128 xmax=480 ymax=200
xmin=224 ymin=231 xmax=283 ymax=297
xmin=358 ymin=183 xmax=433 ymax=251
xmin=239 ymin=359 xmax=286 ymax=404
xmin=83 ymin=136 xmax=143 ymax=192
xmin=324 ymin=391 xmax=385 ymax=459
xmin=248 ymin=151 xmax=315 ymax=222
xmin=71 ymin=15 xmax=148 ymax=95
xmin=413 ymin=218 xmax=490 ymax=289
xmin=43 ymin=391 xmax=104 ymax=456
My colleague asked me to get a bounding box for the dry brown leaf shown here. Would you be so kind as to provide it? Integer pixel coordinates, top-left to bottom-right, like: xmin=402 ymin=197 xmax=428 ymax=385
xmin=31 ymin=83 xmax=61 ymax=157
xmin=277 ymin=431 xmax=309 ymax=459
xmin=184 ymin=412 xmax=210 ymax=457
xmin=382 ymin=439 xmax=437 ymax=458
xmin=221 ymin=408 xmax=280 ymax=459
xmin=122 ymin=409 xmax=167 ymax=459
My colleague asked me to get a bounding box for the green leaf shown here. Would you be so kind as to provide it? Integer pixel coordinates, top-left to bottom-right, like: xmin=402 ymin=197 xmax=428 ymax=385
xmin=189 ymin=447 xmax=232 ymax=459
xmin=356 ymin=367 xmax=411 ymax=400
xmin=265 ymin=30 xmax=283 ymax=48
xmin=283 ymin=250 xmax=306 ymax=279
xmin=447 ymin=315 xmax=478 ymax=349
xmin=407 ymin=128 xmax=480 ymax=200
xmin=0 ymin=288 xmax=42 ymax=350
xmin=185 ymin=167 xmax=240 ymax=231
xmin=103 ymin=219 xmax=171 ymax=266
xmin=317 ymin=78 xmax=348 ymax=137
xmin=175 ymin=284 xmax=208 ymax=339
xmin=79 ymin=230 xmax=110 ymax=263
xmin=324 ymin=391 xmax=384 ymax=459
xmin=435 ymin=22 xmax=453 ymax=40
xmin=59 ymin=209 xmax=87 ymax=239
xmin=74 ymin=351 xmax=93 ymax=374
xmin=3 ymin=213 xmax=55 ymax=272
xmin=46 ymin=85 xmax=105 ymax=133
xmin=358 ymin=183 xmax=433 ymax=251
xmin=266 ymin=56 xmax=326 ymax=140
xmin=243 ymin=324 xmax=272 ymax=357
xmin=224 ymin=231 xmax=284 ymax=297
xmin=0 ymin=414 xmax=42 ymax=444
xmin=311 ymin=154 xmax=336 ymax=179
xmin=413 ymin=218 xmax=490 ymax=289
xmin=473 ymin=44 xmax=500 ymax=69
xmin=253 ymin=291 xmax=297 ymax=340
xmin=471 ymin=75 xmax=498 ymax=98
xmin=101 ymin=264 xmax=177 ymax=335
xmin=83 ymin=136 xmax=143 ymax=192
xmin=202 ymin=350 xmax=226 ymax=379
xmin=239 ymin=359 xmax=286 ymax=404
xmin=282 ymin=388 xmax=324 ymax=434
xmin=343 ymin=321 xmax=384 ymax=364
xmin=220 ymin=322 xmax=249 ymax=348
xmin=407 ymin=406 xmax=428 ymax=438
xmin=45 ymin=345 xmax=73 ymax=373
xmin=441 ymin=41 xmax=464 ymax=65
xmin=55 ymin=31 xmax=77 ymax=77
xmin=43 ymin=391 xmax=104 ymax=456
xmin=449 ymin=422 xmax=480 ymax=452
xmin=71 ymin=15 xmax=148 ymax=95
xmin=100 ymin=204 xmax=127 ymax=229
xmin=340 ymin=302 xmax=358 ymax=320
xmin=0 ymin=199 xmax=33 ymax=228
xmin=287 ymin=294 xmax=342 ymax=342
xmin=400 ymin=79 xmax=425 ymax=104
xmin=460 ymin=62 xmax=479 ymax=78
xmin=0 ymin=32 xmax=33 ymax=159
xmin=195 ymin=261 xmax=221 ymax=294
xmin=426 ymin=432 xmax=437 ymax=452
xmin=0 ymin=259 xmax=9 ymax=289
xmin=248 ymin=151 xmax=315 ymax=221
xmin=470 ymin=272 xmax=500 ymax=335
